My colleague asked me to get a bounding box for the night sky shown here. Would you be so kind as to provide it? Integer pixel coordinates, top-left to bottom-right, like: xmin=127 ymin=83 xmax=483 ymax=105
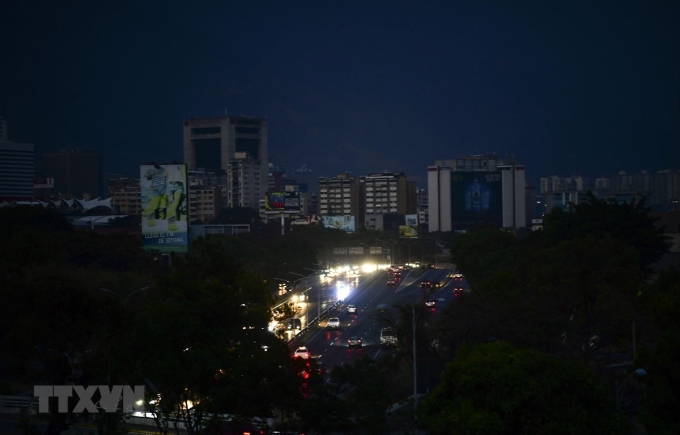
xmin=1 ymin=0 xmax=678 ymax=188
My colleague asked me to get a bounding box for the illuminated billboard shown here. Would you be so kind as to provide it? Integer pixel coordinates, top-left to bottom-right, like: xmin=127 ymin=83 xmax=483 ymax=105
xmin=265 ymin=191 xmax=301 ymax=212
xmin=400 ymin=214 xmax=419 ymax=238
xmin=323 ymin=215 xmax=356 ymax=233
xmin=140 ymin=164 xmax=189 ymax=253
xmin=450 ymin=171 xmax=502 ymax=226
xmin=290 ymin=214 xmax=322 ymax=226
xmin=399 ymin=225 xmax=418 ymax=238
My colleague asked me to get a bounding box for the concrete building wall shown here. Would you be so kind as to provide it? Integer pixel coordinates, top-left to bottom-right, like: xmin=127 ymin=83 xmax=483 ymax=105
xmin=0 ymin=141 xmax=34 ymax=199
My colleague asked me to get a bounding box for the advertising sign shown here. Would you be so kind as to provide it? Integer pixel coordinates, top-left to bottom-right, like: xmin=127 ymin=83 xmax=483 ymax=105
xmin=400 ymin=213 xmax=419 ymax=238
xmin=290 ymin=214 xmax=322 ymax=226
xmin=140 ymin=164 xmax=189 ymax=253
xmin=323 ymin=215 xmax=356 ymax=233
xmin=333 ymin=247 xmax=348 ymax=255
xmin=450 ymin=171 xmax=503 ymax=227
xmin=265 ymin=191 xmax=301 ymax=212
xmin=369 ymin=246 xmax=383 ymax=255
xmin=348 ymin=247 xmax=364 ymax=255
xmin=399 ymin=225 xmax=419 ymax=238
xmin=405 ymin=214 xmax=418 ymax=226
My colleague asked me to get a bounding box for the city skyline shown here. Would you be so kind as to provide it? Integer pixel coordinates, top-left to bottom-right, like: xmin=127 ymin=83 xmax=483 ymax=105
xmin=1 ymin=1 xmax=679 ymax=188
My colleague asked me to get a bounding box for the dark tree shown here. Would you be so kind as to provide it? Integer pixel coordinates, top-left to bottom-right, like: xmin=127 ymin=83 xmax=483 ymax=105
xmin=420 ymin=341 xmax=624 ymax=434
xmin=544 ymin=191 xmax=670 ymax=267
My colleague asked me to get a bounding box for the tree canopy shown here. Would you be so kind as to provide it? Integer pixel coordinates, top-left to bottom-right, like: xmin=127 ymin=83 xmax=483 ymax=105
xmin=420 ymin=341 xmax=623 ymax=435
xmin=544 ymin=192 xmax=670 ymax=267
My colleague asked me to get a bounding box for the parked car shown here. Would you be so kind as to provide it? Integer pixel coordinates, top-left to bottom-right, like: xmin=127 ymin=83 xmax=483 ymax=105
xmin=347 ymin=336 xmax=363 ymax=348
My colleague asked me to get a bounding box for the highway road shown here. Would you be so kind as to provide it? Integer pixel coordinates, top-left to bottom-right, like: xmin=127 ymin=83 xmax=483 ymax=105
xmin=296 ymin=266 xmax=462 ymax=373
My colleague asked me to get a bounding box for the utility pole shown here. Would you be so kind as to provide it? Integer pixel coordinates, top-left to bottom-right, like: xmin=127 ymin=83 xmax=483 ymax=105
xmin=413 ymin=304 xmax=418 ymax=422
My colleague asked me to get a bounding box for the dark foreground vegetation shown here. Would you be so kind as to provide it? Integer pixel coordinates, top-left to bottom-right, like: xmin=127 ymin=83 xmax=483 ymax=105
xmin=0 ymin=194 xmax=677 ymax=435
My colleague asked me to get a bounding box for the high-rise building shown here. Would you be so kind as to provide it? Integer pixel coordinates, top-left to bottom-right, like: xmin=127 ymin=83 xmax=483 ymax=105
xmin=318 ymin=172 xmax=361 ymax=218
xmin=428 ymin=155 xmax=526 ymax=232
xmin=182 ymin=116 xmax=268 ymax=211
xmin=360 ymin=171 xmax=416 ymax=215
xmin=0 ymin=140 xmax=34 ymax=200
xmin=41 ymin=149 xmax=103 ymax=198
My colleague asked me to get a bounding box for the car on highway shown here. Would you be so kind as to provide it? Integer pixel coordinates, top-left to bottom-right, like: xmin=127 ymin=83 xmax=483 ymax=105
xmin=420 ymin=280 xmax=431 ymax=288
xmin=380 ymin=327 xmax=397 ymax=346
xmin=347 ymin=336 xmax=363 ymax=348
xmin=294 ymin=347 xmax=311 ymax=359
xmin=287 ymin=318 xmax=302 ymax=330
xmin=327 ymin=317 xmax=341 ymax=329
xmin=347 ymin=304 xmax=357 ymax=314
xmin=454 ymin=287 xmax=463 ymax=295
xmin=425 ymin=299 xmax=436 ymax=307
xmin=386 ymin=279 xmax=395 ymax=286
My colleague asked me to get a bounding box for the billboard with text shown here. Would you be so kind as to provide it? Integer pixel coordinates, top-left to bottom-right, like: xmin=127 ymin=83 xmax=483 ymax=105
xmin=323 ymin=215 xmax=356 ymax=233
xmin=141 ymin=164 xmax=188 ymax=253
xmin=400 ymin=214 xmax=419 ymax=238
xmin=265 ymin=191 xmax=301 ymax=212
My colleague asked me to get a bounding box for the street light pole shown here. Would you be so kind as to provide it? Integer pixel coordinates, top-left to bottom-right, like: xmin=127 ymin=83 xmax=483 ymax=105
xmin=289 ymin=272 xmax=309 ymax=326
xmin=413 ymin=304 xmax=418 ymax=422
xmin=303 ymin=267 xmax=322 ymax=321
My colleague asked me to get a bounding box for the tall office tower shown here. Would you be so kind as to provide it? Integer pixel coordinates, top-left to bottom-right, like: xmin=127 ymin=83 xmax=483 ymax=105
xmin=41 ymin=149 xmax=103 ymax=199
xmin=318 ymin=172 xmax=361 ymax=218
xmin=360 ymin=171 xmax=415 ymax=215
xmin=428 ymin=154 xmax=525 ymax=232
xmin=0 ymin=140 xmax=34 ymax=200
xmin=0 ymin=117 xmax=7 ymax=141
xmin=182 ymin=116 xmax=268 ymax=211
